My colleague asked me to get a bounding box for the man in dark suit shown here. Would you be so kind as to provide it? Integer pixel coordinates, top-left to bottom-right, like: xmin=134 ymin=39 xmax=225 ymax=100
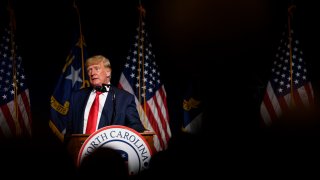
xmin=66 ymin=55 xmax=145 ymax=135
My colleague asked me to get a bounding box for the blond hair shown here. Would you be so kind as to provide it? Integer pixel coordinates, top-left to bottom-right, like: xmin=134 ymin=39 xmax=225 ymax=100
xmin=86 ymin=55 xmax=111 ymax=69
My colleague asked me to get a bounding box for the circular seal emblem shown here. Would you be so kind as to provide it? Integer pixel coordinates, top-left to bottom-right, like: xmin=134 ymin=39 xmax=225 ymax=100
xmin=77 ymin=125 xmax=152 ymax=175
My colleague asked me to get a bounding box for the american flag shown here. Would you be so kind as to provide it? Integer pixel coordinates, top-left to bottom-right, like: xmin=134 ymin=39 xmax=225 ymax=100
xmin=118 ymin=5 xmax=171 ymax=151
xmin=260 ymin=10 xmax=314 ymax=126
xmin=0 ymin=26 xmax=32 ymax=138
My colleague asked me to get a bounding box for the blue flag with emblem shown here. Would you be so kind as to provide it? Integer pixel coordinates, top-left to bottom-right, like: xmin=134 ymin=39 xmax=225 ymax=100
xmin=49 ymin=3 xmax=89 ymax=141
xmin=182 ymin=80 xmax=204 ymax=134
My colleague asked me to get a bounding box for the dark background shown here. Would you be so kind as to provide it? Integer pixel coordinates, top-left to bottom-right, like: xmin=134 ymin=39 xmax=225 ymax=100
xmin=2 ymin=0 xmax=320 ymax=177
xmin=1 ymin=0 xmax=320 ymax=142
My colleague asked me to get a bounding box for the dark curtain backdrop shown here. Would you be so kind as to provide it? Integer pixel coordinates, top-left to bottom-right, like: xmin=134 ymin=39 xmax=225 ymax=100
xmin=0 ymin=0 xmax=319 ymax=141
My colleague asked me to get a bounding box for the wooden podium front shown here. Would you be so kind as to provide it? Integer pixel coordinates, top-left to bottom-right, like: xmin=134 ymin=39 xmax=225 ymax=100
xmin=66 ymin=131 xmax=155 ymax=165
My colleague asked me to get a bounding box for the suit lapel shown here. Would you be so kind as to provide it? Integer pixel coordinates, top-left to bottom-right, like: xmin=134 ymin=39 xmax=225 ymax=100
xmin=98 ymin=90 xmax=113 ymax=128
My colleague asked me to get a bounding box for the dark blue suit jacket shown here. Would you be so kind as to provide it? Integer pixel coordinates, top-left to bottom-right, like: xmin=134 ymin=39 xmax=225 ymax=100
xmin=66 ymin=85 xmax=145 ymax=135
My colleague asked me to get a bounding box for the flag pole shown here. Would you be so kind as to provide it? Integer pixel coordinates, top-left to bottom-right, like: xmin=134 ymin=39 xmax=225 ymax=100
xmin=7 ymin=1 xmax=21 ymax=136
xmin=73 ymin=0 xmax=88 ymax=89
xmin=288 ymin=5 xmax=296 ymax=106
xmin=137 ymin=3 xmax=147 ymax=121
xmin=288 ymin=4 xmax=296 ymax=107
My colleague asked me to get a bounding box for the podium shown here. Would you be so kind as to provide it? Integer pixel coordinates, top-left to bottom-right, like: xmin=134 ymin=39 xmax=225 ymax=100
xmin=66 ymin=131 xmax=156 ymax=165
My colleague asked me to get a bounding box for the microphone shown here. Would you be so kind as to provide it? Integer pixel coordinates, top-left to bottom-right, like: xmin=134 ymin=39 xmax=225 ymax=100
xmin=102 ymin=83 xmax=111 ymax=88
xmin=95 ymin=83 xmax=112 ymax=92
xmin=94 ymin=85 xmax=108 ymax=92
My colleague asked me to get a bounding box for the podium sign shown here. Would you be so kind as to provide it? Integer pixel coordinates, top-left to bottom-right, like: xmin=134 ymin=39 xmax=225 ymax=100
xmin=66 ymin=125 xmax=154 ymax=175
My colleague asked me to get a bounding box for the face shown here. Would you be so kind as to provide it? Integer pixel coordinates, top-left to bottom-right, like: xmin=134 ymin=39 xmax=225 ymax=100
xmin=87 ymin=61 xmax=111 ymax=87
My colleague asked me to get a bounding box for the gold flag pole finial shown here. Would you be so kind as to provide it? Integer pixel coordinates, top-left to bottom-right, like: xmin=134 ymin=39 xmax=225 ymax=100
xmin=288 ymin=4 xmax=296 ymax=15
xmin=137 ymin=4 xmax=146 ymax=17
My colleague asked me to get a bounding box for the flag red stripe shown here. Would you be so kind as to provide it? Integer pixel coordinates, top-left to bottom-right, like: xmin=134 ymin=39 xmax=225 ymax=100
xmin=16 ymin=103 xmax=27 ymax=135
xmin=21 ymin=90 xmax=32 ymax=126
xmin=278 ymin=96 xmax=289 ymax=113
xmin=0 ymin=104 xmax=16 ymax=135
xmin=292 ymin=90 xmax=303 ymax=107
xmin=155 ymin=88 xmax=170 ymax=143
xmin=262 ymin=92 xmax=278 ymax=124
xmin=144 ymin=101 xmax=166 ymax=150
xmin=13 ymin=91 xmax=32 ymax=136
xmin=159 ymin=86 xmax=170 ymax=124
xmin=0 ymin=92 xmax=32 ymax=137
xmin=304 ymin=83 xmax=314 ymax=104
xmin=152 ymin=95 xmax=169 ymax=146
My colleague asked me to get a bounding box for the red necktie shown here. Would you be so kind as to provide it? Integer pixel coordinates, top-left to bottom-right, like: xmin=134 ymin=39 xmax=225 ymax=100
xmin=86 ymin=91 xmax=102 ymax=134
